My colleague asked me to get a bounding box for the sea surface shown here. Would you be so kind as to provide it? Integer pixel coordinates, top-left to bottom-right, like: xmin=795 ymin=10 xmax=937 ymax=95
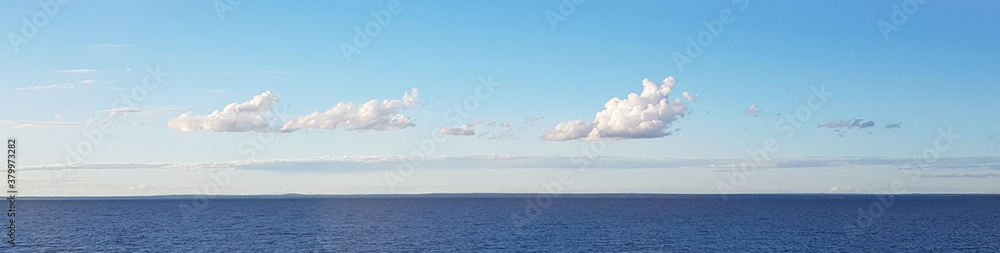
xmin=3 ymin=194 xmax=998 ymax=252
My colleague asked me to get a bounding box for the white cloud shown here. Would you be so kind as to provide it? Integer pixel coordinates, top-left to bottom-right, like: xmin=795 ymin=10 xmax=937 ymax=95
xmin=16 ymin=83 xmax=77 ymax=91
xmin=22 ymin=156 xmax=1000 ymax=172
xmin=682 ymin=92 xmax=697 ymax=102
xmin=88 ymin=44 xmax=130 ymax=49
xmin=168 ymin=91 xmax=282 ymax=132
xmin=439 ymin=119 xmax=483 ymax=136
xmin=281 ymin=88 xmax=419 ymax=132
xmin=543 ymin=119 xmax=592 ymax=141
xmin=544 ymin=77 xmax=690 ymax=141
xmin=0 ymin=120 xmax=84 ymax=129
xmin=746 ymin=104 xmax=761 ymax=117
xmin=54 ymin=69 xmax=97 ymax=74
xmin=80 ymin=80 xmax=96 ymax=84
xmin=53 ymin=114 xmax=64 ymax=120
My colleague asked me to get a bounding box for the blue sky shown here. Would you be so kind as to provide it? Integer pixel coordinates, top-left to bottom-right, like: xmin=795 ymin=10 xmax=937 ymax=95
xmin=1 ymin=0 xmax=998 ymax=196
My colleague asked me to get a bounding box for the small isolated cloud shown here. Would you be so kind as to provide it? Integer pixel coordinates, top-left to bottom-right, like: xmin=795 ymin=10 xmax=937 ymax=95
xmin=80 ymin=80 xmax=96 ymax=84
xmin=818 ymin=119 xmax=875 ymax=129
xmin=819 ymin=119 xmax=879 ymax=137
xmin=886 ymin=121 xmax=902 ymax=129
xmin=168 ymin=91 xmax=282 ymax=132
xmin=745 ymin=104 xmax=761 ymax=117
xmin=88 ymin=44 xmax=129 ymax=49
xmin=281 ymin=88 xmax=419 ymax=132
xmin=683 ymin=92 xmax=698 ymax=102
xmin=100 ymin=108 xmax=147 ymax=118
xmin=16 ymin=83 xmax=77 ymax=91
xmin=54 ymin=69 xmax=97 ymax=74
xmin=439 ymin=119 xmax=483 ymax=136
xmin=544 ymin=77 xmax=689 ymax=141
xmin=53 ymin=114 xmax=64 ymax=120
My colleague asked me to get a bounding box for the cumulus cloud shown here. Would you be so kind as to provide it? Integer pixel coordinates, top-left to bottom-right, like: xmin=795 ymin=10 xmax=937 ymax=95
xmin=544 ymin=120 xmax=592 ymax=141
xmin=886 ymin=121 xmax=902 ymax=129
xmin=439 ymin=119 xmax=483 ymax=136
xmin=544 ymin=77 xmax=689 ymax=141
xmin=168 ymin=91 xmax=282 ymax=132
xmin=745 ymin=104 xmax=761 ymax=117
xmin=281 ymin=88 xmax=419 ymax=132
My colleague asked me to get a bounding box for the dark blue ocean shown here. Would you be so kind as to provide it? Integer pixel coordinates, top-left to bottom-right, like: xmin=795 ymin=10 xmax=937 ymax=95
xmin=3 ymin=195 xmax=998 ymax=252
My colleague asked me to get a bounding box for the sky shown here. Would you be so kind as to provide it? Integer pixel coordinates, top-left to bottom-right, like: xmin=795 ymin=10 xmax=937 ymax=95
xmin=1 ymin=0 xmax=998 ymax=196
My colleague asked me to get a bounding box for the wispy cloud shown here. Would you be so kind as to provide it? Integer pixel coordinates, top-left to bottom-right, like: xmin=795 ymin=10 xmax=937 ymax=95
xmin=16 ymin=83 xmax=77 ymax=91
xmin=0 ymin=120 xmax=84 ymax=129
xmin=87 ymin=44 xmax=130 ymax=49
xmin=924 ymin=171 xmax=1000 ymax=178
xmin=21 ymin=156 xmax=1000 ymax=172
xmin=745 ymin=104 xmax=761 ymax=117
xmin=818 ymin=119 xmax=875 ymax=129
xmin=54 ymin=69 xmax=97 ymax=74
xmin=885 ymin=121 xmax=902 ymax=129
xmin=478 ymin=116 xmax=544 ymax=140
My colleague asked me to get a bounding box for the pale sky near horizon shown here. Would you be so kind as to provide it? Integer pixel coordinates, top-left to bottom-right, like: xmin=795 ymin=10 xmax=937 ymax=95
xmin=1 ymin=0 xmax=998 ymax=196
